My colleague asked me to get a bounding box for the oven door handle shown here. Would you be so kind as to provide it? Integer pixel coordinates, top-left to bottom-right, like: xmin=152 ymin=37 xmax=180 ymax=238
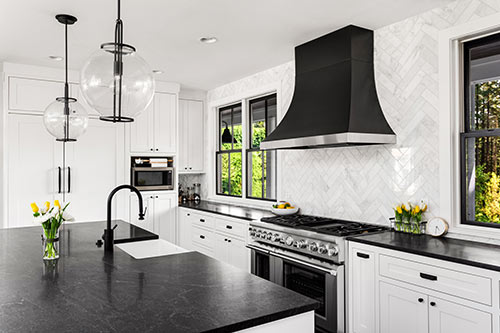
xmin=246 ymin=244 xmax=337 ymax=276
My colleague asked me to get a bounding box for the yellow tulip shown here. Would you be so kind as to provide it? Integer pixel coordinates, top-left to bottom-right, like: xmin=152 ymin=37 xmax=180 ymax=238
xmin=396 ymin=206 xmax=402 ymax=214
xmin=414 ymin=205 xmax=420 ymax=213
xmin=401 ymin=204 xmax=406 ymax=211
xmin=54 ymin=200 xmax=61 ymax=209
xmin=30 ymin=203 xmax=39 ymax=213
xmin=45 ymin=201 xmax=50 ymax=211
xmin=422 ymin=204 xmax=428 ymax=212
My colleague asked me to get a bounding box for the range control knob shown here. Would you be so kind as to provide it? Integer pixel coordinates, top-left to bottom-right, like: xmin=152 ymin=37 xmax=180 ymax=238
xmin=308 ymin=242 xmax=318 ymax=252
xmin=249 ymin=229 xmax=256 ymax=236
xmin=255 ymin=231 xmax=261 ymax=238
xmin=271 ymin=233 xmax=279 ymax=242
xmin=266 ymin=233 xmax=273 ymax=240
xmin=261 ymin=232 xmax=267 ymax=239
xmin=327 ymin=246 xmax=339 ymax=257
xmin=297 ymin=240 xmax=307 ymax=249
xmin=285 ymin=236 xmax=294 ymax=246
xmin=318 ymin=246 xmax=328 ymax=255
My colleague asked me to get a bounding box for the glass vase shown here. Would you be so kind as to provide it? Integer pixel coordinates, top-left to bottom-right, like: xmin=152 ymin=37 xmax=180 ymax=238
xmin=42 ymin=229 xmax=60 ymax=260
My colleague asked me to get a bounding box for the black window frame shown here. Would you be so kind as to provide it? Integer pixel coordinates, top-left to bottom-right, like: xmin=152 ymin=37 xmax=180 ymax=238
xmin=460 ymin=32 xmax=500 ymax=229
xmin=216 ymin=103 xmax=242 ymax=197
xmin=246 ymin=94 xmax=277 ymax=201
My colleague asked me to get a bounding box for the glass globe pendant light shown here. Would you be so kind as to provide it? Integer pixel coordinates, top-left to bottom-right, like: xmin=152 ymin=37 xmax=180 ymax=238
xmin=80 ymin=0 xmax=155 ymax=122
xmin=44 ymin=14 xmax=89 ymax=142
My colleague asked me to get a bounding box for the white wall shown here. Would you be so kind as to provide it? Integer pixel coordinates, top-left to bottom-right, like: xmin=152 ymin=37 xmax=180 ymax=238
xmin=205 ymin=0 xmax=500 ymax=225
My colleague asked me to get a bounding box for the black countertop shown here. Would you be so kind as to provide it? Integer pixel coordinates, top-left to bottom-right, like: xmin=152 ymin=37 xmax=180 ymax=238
xmin=348 ymin=230 xmax=500 ymax=272
xmin=179 ymin=200 xmax=273 ymax=221
xmin=0 ymin=220 xmax=317 ymax=332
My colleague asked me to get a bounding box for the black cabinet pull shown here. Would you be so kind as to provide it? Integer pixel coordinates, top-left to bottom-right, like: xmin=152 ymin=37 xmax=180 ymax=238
xmin=228 ymin=239 xmax=231 ymax=243
xmin=156 ymin=196 xmax=158 ymax=198
xmin=224 ymin=238 xmax=227 ymax=242
xmin=58 ymin=167 xmax=62 ymax=193
xmin=357 ymin=252 xmax=370 ymax=259
xmin=430 ymin=301 xmax=436 ymax=307
xmin=150 ymin=148 xmax=153 ymax=151
xmin=226 ymin=225 xmax=233 ymax=229
xmin=67 ymin=166 xmax=71 ymax=193
xmin=199 ymin=235 xmax=205 ymax=239
xmin=187 ymin=213 xmax=190 ymax=216
xmin=200 ymin=219 xmax=205 ymax=223
xmin=420 ymin=273 xmax=438 ymax=281
xmin=418 ymin=298 xmax=424 ymax=303
xmin=155 ymin=149 xmax=158 ymax=151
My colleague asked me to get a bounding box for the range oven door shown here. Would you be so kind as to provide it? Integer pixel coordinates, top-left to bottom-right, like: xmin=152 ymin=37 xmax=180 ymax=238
xmin=131 ymin=167 xmax=174 ymax=191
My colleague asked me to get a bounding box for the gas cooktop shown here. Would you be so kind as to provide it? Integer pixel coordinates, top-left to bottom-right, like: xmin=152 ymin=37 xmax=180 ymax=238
xmin=260 ymin=214 xmax=386 ymax=237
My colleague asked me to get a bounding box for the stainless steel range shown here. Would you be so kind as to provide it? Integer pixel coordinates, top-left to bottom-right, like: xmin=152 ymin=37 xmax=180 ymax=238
xmin=247 ymin=215 xmax=386 ymax=333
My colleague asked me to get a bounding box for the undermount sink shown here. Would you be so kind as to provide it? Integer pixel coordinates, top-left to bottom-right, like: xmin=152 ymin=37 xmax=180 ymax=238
xmin=116 ymin=239 xmax=191 ymax=259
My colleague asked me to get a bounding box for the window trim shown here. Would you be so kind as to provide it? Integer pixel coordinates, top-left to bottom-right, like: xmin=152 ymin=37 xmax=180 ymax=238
xmin=207 ymin=82 xmax=282 ymax=208
xmin=439 ymin=12 xmax=500 ymax=238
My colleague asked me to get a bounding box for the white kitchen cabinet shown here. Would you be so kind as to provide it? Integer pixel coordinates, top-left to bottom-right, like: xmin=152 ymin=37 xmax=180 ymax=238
xmin=350 ymin=248 xmax=376 ymax=333
xmin=428 ymin=297 xmax=491 ymax=333
xmin=8 ymin=77 xmax=63 ymax=112
xmin=130 ymin=92 xmax=176 ymax=154
xmin=65 ymin=119 xmax=125 ymax=222
xmin=178 ymin=99 xmax=204 ymax=173
xmin=213 ymin=232 xmax=249 ymax=271
xmin=178 ymin=209 xmax=193 ymax=249
xmin=379 ymin=282 xmax=428 ymax=333
xmin=6 ymin=114 xmax=58 ymax=227
xmin=130 ymin=192 xmax=177 ymax=243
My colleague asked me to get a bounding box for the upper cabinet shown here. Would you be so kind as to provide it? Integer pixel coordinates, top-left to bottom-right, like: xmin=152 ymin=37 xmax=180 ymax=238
xmin=179 ymin=99 xmax=204 ymax=173
xmin=8 ymin=77 xmax=63 ymax=112
xmin=130 ymin=92 xmax=177 ymax=154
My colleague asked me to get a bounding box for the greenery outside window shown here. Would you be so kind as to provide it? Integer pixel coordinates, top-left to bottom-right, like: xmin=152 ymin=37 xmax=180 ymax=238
xmin=462 ymin=32 xmax=500 ymax=227
xmin=246 ymin=94 xmax=277 ymax=200
xmin=216 ymin=103 xmax=242 ymax=197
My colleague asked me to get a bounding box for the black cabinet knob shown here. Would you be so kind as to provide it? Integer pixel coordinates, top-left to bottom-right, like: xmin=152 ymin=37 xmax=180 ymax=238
xmin=156 ymin=149 xmax=158 ymax=151
xmin=150 ymin=148 xmax=153 ymax=151
xmin=430 ymin=301 xmax=436 ymax=307
xmin=156 ymin=196 xmax=158 ymax=198
xmin=96 ymin=239 xmax=103 ymax=247
xmin=418 ymin=298 xmax=424 ymax=303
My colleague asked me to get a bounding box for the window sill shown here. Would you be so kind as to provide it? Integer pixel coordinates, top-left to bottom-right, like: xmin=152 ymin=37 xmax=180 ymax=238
xmin=207 ymin=194 xmax=275 ymax=210
xmin=448 ymin=223 xmax=500 ymax=245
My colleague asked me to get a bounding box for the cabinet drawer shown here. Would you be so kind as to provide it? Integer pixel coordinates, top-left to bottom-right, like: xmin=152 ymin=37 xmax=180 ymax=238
xmin=192 ymin=213 xmax=215 ymax=229
xmin=379 ymin=254 xmax=492 ymax=305
xmin=192 ymin=226 xmax=214 ymax=250
xmin=216 ymin=218 xmax=247 ymax=239
xmin=191 ymin=242 xmax=214 ymax=257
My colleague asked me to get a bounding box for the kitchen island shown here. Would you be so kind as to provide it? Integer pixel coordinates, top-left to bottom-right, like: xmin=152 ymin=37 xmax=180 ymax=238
xmin=0 ymin=220 xmax=317 ymax=332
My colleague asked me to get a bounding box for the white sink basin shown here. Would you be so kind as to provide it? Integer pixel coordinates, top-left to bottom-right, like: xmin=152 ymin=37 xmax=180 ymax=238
xmin=116 ymin=239 xmax=191 ymax=259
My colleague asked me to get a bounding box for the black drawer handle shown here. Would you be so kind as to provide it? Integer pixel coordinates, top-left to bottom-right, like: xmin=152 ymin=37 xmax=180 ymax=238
xmin=200 ymin=219 xmax=205 ymax=223
xmin=420 ymin=273 xmax=437 ymax=281
xmin=357 ymin=252 xmax=370 ymax=259
xmin=226 ymin=225 xmax=233 ymax=229
xmin=199 ymin=235 xmax=205 ymax=239
xmin=418 ymin=298 xmax=424 ymax=303
xmin=430 ymin=301 xmax=436 ymax=307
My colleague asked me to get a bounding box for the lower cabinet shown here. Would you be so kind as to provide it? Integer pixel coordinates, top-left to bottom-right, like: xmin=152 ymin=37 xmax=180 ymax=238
xmin=348 ymin=242 xmax=496 ymax=333
xmin=178 ymin=207 xmax=250 ymax=272
xmin=130 ymin=192 xmax=177 ymax=243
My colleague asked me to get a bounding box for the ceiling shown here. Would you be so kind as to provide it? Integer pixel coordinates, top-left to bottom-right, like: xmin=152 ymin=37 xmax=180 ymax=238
xmin=0 ymin=0 xmax=452 ymax=91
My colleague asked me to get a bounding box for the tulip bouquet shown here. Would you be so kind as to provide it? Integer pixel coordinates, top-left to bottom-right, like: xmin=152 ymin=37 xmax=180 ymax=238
xmin=393 ymin=201 xmax=428 ymax=234
xmin=31 ymin=200 xmax=73 ymax=260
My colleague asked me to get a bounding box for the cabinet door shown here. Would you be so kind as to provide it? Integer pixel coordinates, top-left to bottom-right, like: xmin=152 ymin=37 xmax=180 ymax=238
xmin=129 ymin=194 xmax=154 ymax=232
xmin=379 ymin=282 xmax=428 ymax=333
xmin=351 ymin=248 xmax=376 ymax=333
xmin=214 ymin=233 xmax=229 ymax=263
xmin=429 ymin=297 xmax=491 ymax=333
xmin=7 ymin=114 xmax=57 ymax=227
xmin=8 ymin=77 xmax=63 ymax=112
xmin=130 ymin=101 xmax=154 ymax=153
xmin=178 ymin=209 xmax=193 ymax=249
xmin=178 ymin=99 xmax=189 ymax=171
xmin=65 ymin=120 xmax=125 ymax=222
xmin=154 ymin=193 xmax=177 ymax=243
xmin=187 ymin=100 xmax=204 ymax=172
xmin=227 ymin=237 xmax=249 ymax=271
xmin=154 ymin=93 xmax=176 ymax=153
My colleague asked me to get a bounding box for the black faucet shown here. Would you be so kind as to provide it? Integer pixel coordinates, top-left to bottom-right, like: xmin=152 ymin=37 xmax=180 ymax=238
xmin=99 ymin=184 xmax=146 ymax=252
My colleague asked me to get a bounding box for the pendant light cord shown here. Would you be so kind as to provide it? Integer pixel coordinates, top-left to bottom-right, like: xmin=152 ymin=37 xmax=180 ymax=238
xmin=112 ymin=0 xmax=124 ymax=122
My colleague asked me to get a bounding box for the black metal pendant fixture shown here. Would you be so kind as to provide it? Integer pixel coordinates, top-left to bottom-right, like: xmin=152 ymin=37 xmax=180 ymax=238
xmin=43 ymin=14 xmax=89 ymax=142
xmin=221 ymin=121 xmax=237 ymax=144
xmin=80 ymin=0 xmax=155 ymax=123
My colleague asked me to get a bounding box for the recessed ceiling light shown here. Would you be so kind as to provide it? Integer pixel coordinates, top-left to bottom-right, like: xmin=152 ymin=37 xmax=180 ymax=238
xmin=49 ymin=55 xmax=63 ymax=61
xmin=152 ymin=69 xmax=164 ymax=74
xmin=200 ymin=37 xmax=218 ymax=44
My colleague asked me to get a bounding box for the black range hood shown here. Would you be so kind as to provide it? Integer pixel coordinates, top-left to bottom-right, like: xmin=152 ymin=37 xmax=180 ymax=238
xmin=260 ymin=25 xmax=396 ymax=150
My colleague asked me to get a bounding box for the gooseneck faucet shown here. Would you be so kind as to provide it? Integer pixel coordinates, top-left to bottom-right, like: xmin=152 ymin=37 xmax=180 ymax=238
xmin=101 ymin=184 xmax=146 ymax=252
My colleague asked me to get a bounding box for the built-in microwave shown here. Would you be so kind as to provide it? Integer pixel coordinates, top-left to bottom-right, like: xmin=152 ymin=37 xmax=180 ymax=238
xmin=131 ymin=157 xmax=174 ymax=191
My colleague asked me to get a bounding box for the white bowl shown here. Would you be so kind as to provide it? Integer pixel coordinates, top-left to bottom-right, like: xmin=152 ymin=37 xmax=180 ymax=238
xmin=271 ymin=206 xmax=299 ymax=216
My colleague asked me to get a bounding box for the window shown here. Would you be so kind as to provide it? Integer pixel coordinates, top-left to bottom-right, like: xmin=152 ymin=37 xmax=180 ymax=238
xmin=247 ymin=94 xmax=277 ymax=200
xmin=216 ymin=103 xmax=242 ymax=196
xmin=215 ymin=93 xmax=278 ymax=201
xmin=462 ymin=32 xmax=500 ymax=227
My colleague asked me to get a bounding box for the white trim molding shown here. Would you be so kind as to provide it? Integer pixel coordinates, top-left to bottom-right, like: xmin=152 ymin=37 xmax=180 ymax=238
xmin=439 ymin=12 xmax=500 ymax=239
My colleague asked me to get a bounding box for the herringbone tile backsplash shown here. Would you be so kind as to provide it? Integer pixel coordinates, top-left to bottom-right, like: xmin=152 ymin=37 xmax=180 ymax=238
xmin=203 ymin=0 xmax=500 ymax=225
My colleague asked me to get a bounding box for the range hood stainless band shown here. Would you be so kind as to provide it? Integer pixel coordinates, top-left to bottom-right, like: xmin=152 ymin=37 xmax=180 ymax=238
xmin=260 ymin=132 xmax=396 ymax=150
